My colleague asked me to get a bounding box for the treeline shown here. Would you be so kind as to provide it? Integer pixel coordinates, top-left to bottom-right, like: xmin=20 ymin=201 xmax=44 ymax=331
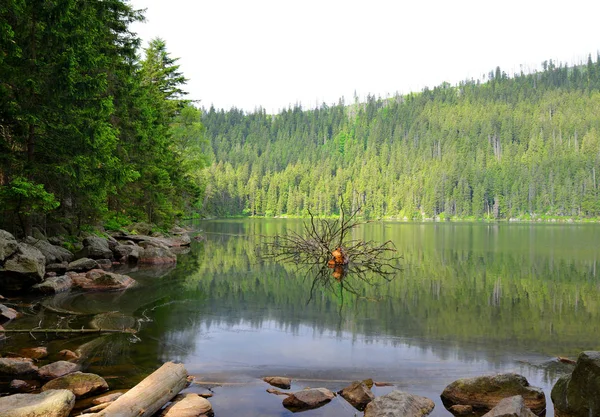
xmin=0 ymin=0 xmax=206 ymax=236
xmin=202 ymin=57 xmax=600 ymax=220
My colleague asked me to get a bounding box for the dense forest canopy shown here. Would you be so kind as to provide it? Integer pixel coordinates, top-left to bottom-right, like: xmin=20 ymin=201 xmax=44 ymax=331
xmin=202 ymin=57 xmax=600 ymax=220
xmin=1 ymin=0 xmax=599 ymax=234
xmin=0 ymin=0 xmax=207 ymax=236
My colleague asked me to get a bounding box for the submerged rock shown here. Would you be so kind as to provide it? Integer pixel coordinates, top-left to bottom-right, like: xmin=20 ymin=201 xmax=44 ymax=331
xmin=42 ymin=371 xmax=109 ymax=398
xmin=482 ymin=395 xmax=536 ymax=417
xmin=282 ymin=387 xmax=335 ymax=411
xmin=263 ymin=376 xmax=291 ymax=389
xmin=18 ymin=346 xmax=48 ymax=360
xmin=0 ymin=303 xmax=18 ymax=324
xmin=38 ymin=360 xmax=81 ymax=380
xmin=551 ymin=351 xmax=600 ymax=417
xmin=441 ymin=373 xmax=545 ymax=416
xmin=364 ymin=390 xmax=435 ymax=417
xmin=9 ymin=379 xmax=40 ymax=393
xmin=0 ymin=389 xmax=75 ymax=417
xmin=339 ymin=380 xmax=375 ymax=410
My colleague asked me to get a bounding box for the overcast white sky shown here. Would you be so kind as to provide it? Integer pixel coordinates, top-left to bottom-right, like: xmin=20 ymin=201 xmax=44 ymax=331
xmin=129 ymin=0 xmax=600 ymax=114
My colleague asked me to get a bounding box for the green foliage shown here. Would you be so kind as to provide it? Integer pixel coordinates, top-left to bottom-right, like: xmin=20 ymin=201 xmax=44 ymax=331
xmin=0 ymin=4 xmax=207 ymax=235
xmin=0 ymin=177 xmax=59 ymax=215
xmin=202 ymin=59 xmax=600 ymax=220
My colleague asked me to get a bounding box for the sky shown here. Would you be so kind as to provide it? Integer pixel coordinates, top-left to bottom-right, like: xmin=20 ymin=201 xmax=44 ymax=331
xmin=129 ymin=0 xmax=600 ymax=114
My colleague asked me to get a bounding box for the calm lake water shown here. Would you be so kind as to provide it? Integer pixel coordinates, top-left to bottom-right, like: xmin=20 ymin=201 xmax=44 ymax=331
xmin=4 ymin=220 xmax=600 ymax=415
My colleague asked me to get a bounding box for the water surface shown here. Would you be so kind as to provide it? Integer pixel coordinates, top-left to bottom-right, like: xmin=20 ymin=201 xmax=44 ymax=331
xmin=5 ymin=220 xmax=600 ymax=416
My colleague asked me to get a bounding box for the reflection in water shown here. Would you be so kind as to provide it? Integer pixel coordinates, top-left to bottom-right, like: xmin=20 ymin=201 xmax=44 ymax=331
xmin=3 ymin=220 xmax=600 ymax=416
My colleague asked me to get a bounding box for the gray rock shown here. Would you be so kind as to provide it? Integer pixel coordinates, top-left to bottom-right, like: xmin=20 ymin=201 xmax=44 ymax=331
xmin=138 ymin=242 xmax=177 ymax=265
xmin=77 ymin=236 xmax=113 ymax=260
xmin=0 ymin=241 xmax=46 ymax=291
xmin=283 ymin=387 xmax=335 ymax=410
xmin=551 ymin=351 xmax=600 ymax=417
xmin=96 ymin=259 xmax=113 ymax=270
xmin=483 ymin=396 xmax=536 ymax=417
xmin=0 ymin=358 xmax=39 ymax=378
xmin=365 ymin=390 xmax=435 ymax=417
xmin=46 ymin=262 xmax=68 ymax=274
xmin=72 ymin=269 xmax=135 ymax=291
xmin=38 ymin=361 xmax=81 ymax=380
xmin=42 ymin=371 xmax=109 ymax=398
xmin=441 ymin=373 xmax=545 ymax=415
xmin=67 ymin=257 xmax=99 ymax=272
xmin=339 ymin=380 xmax=375 ymax=410
xmin=32 ymin=275 xmax=73 ymax=294
xmin=31 ymin=227 xmax=46 ymax=241
xmin=24 ymin=237 xmax=74 ymax=264
xmin=112 ymin=244 xmax=140 ymax=263
xmin=0 ymin=230 xmax=19 ymax=260
xmin=0 ymin=303 xmax=18 ymax=324
xmin=0 ymin=389 xmax=75 ymax=417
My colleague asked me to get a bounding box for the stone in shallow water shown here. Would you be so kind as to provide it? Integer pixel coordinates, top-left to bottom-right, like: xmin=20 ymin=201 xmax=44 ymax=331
xmin=160 ymin=393 xmax=213 ymax=416
xmin=18 ymin=346 xmax=48 ymax=360
xmin=441 ymin=373 xmax=546 ymax=416
xmin=42 ymin=371 xmax=109 ymax=398
xmin=364 ymin=390 xmax=435 ymax=417
xmin=0 ymin=358 xmax=39 ymax=378
xmin=38 ymin=360 xmax=81 ymax=380
xmin=482 ymin=395 xmax=536 ymax=417
xmin=282 ymin=387 xmax=335 ymax=411
xmin=0 ymin=389 xmax=75 ymax=417
xmin=263 ymin=376 xmax=291 ymax=389
xmin=339 ymin=380 xmax=375 ymax=410
xmin=551 ymin=351 xmax=600 ymax=417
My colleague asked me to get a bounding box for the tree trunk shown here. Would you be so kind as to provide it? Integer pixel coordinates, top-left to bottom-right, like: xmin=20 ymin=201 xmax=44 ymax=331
xmin=79 ymin=362 xmax=188 ymax=417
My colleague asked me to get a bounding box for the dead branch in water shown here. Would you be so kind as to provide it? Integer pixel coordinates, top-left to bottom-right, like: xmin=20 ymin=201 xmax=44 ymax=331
xmin=263 ymin=202 xmax=401 ymax=276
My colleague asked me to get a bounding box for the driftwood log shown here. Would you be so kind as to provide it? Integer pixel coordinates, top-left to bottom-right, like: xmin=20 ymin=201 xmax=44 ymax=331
xmin=79 ymin=362 xmax=188 ymax=417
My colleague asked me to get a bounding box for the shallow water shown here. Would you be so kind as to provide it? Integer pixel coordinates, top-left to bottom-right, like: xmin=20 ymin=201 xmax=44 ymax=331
xmin=3 ymin=220 xmax=600 ymax=415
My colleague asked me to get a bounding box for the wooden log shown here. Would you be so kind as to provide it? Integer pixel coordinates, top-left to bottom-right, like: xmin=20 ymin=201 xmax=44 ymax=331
xmin=0 ymin=328 xmax=135 ymax=334
xmin=79 ymin=362 xmax=188 ymax=417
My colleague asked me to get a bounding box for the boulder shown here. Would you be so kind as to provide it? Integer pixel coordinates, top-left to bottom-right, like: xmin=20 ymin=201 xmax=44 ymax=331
xmin=339 ymin=380 xmax=375 ymax=410
xmin=18 ymin=346 xmax=48 ymax=360
xmin=483 ymin=395 xmax=536 ymax=417
xmin=67 ymin=258 xmax=99 ymax=272
xmin=32 ymin=275 xmax=73 ymax=294
xmin=112 ymin=244 xmax=140 ymax=263
xmin=365 ymin=390 xmax=435 ymax=417
xmin=441 ymin=373 xmax=545 ymax=416
xmin=160 ymin=393 xmax=213 ymax=416
xmin=0 ymin=230 xmax=19 ymax=260
xmin=42 ymin=371 xmax=109 ymax=398
xmin=0 ymin=358 xmax=39 ymax=378
xmin=72 ymin=269 xmax=135 ymax=291
xmin=282 ymin=387 xmax=335 ymax=411
xmin=77 ymin=236 xmax=113 ymax=260
xmin=46 ymin=262 xmax=68 ymax=275
xmin=138 ymin=242 xmax=177 ymax=265
xmin=0 ymin=389 xmax=75 ymax=417
xmin=551 ymin=351 xmax=600 ymax=417
xmin=24 ymin=237 xmax=74 ymax=264
xmin=38 ymin=360 xmax=81 ymax=380
xmin=0 ymin=303 xmax=18 ymax=324
xmin=96 ymin=259 xmax=113 ymax=270
xmin=58 ymin=349 xmax=79 ymax=360
xmin=263 ymin=376 xmax=291 ymax=389
xmin=0 ymin=238 xmax=46 ymax=291
xmin=9 ymin=379 xmax=40 ymax=393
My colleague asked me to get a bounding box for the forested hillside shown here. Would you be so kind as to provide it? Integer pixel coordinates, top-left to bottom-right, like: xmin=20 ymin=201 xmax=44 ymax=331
xmin=0 ymin=0 xmax=206 ymax=236
xmin=202 ymin=59 xmax=600 ymax=220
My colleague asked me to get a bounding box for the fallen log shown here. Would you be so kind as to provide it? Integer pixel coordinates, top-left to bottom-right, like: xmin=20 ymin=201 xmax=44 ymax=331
xmin=79 ymin=362 xmax=188 ymax=417
xmin=0 ymin=328 xmax=135 ymax=335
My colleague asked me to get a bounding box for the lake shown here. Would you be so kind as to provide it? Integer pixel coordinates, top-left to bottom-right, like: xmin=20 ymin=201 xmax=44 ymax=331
xmin=4 ymin=220 xmax=600 ymax=415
